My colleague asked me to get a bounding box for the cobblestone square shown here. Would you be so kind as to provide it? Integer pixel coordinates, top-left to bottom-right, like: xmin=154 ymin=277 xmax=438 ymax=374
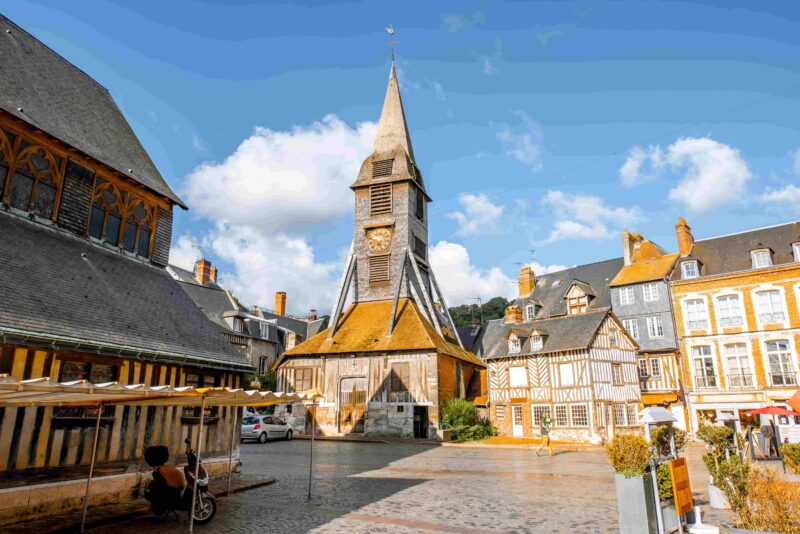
xmin=96 ymin=440 xmax=732 ymax=534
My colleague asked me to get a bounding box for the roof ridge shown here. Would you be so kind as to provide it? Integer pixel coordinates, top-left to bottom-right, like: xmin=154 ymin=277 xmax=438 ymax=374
xmin=1 ymin=15 xmax=109 ymax=94
xmin=695 ymin=219 xmax=800 ymax=243
xmin=537 ymin=257 xmax=623 ymax=278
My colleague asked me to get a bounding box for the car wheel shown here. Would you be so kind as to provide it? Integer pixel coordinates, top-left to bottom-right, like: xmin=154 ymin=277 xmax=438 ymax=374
xmin=258 ymin=432 xmax=268 ymax=444
xmin=286 ymin=429 xmax=293 ymax=441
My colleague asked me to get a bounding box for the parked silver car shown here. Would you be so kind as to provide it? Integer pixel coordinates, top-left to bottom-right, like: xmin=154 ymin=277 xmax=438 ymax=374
xmin=241 ymin=415 xmax=293 ymax=443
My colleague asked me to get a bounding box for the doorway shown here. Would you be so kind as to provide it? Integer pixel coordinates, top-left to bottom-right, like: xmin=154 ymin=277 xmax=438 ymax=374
xmin=338 ymin=377 xmax=367 ymax=433
xmin=413 ymin=406 xmax=429 ymax=438
xmin=512 ymin=404 xmax=524 ymax=437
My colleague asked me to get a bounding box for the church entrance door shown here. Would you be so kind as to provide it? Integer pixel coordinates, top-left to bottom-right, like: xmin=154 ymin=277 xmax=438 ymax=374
xmin=338 ymin=377 xmax=367 ymax=433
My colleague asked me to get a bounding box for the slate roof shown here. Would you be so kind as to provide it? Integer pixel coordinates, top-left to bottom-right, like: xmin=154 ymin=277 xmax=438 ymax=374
xmin=0 ymin=211 xmax=250 ymax=371
xmin=672 ymin=221 xmax=800 ymax=281
xmin=280 ymin=299 xmax=485 ymax=367
xmin=0 ymin=15 xmax=185 ymax=208
xmin=481 ymin=309 xmax=610 ymax=360
xmin=456 ymin=325 xmax=483 ymax=352
xmin=513 ymin=258 xmax=623 ymax=319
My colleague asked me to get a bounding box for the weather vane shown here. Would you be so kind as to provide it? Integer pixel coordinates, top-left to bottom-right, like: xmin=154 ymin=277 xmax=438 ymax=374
xmin=385 ymin=25 xmax=398 ymax=62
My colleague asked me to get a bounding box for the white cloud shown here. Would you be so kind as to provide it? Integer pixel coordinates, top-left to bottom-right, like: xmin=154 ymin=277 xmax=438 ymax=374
xmin=430 ymin=80 xmax=446 ymax=101
xmin=541 ymin=190 xmax=643 ymax=244
xmin=791 ymin=147 xmax=800 ymax=175
xmin=496 ymin=111 xmax=544 ymax=172
xmin=429 ymin=241 xmax=516 ymax=304
xmin=760 ymin=185 xmax=800 ymax=214
xmin=481 ymin=56 xmax=496 ymax=75
xmin=447 ymin=193 xmax=505 ymax=237
xmin=169 ymin=234 xmax=201 ymax=271
xmin=531 ymin=261 xmax=570 ymax=275
xmin=441 ymin=14 xmax=467 ymax=33
xmin=191 ymin=133 xmax=208 ymax=153
xmin=184 ymin=115 xmax=376 ymax=232
xmin=620 ymin=137 xmax=753 ymax=213
xmin=176 ymin=115 xmax=376 ymax=314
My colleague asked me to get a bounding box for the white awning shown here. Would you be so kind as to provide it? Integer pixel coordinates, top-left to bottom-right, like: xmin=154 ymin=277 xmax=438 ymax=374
xmin=0 ymin=375 xmax=320 ymax=408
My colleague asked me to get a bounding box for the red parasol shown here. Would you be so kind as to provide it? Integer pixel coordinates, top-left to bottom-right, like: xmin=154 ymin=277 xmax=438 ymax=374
xmin=745 ymin=406 xmax=800 ymax=416
xmin=789 ymin=391 xmax=800 ymax=414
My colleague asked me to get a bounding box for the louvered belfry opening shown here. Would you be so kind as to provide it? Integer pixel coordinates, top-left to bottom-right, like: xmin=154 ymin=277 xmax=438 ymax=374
xmin=369 ymin=183 xmax=392 ymax=216
xmin=415 ymin=186 xmax=424 ymax=220
xmin=414 ymin=236 xmax=426 ymax=259
xmin=372 ymin=158 xmax=394 ymax=178
xmin=368 ymin=254 xmax=390 ymax=283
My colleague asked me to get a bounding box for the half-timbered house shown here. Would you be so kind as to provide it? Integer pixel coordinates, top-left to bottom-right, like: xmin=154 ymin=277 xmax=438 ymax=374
xmin=478 ymin=260 xmax=641 ymax=443
xmin=275 ymin=62 xmax=485 ymax=438
xmin=0 ymin=16 xmax=250 ymax=523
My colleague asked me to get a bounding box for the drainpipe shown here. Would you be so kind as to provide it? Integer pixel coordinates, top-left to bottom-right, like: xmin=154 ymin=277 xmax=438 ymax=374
xmin=665 ymin=276 xmax=694 ymax=439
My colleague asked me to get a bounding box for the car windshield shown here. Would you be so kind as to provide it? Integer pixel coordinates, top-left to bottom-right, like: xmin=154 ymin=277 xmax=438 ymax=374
xmin=242 ymin=417 xmax=259 ymax=425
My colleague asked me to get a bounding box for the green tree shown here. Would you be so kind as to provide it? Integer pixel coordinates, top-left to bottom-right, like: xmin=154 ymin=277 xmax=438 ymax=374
xmin=448 ymin=296 xmax=510 ymax=327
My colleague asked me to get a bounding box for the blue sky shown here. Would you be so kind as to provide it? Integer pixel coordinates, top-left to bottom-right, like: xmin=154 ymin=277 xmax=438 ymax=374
xmin=6 ymin=0 xmax=800 ymax=313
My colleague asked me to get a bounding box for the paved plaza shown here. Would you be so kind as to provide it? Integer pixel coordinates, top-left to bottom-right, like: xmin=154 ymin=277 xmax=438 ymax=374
xmin=95 ymin=440 xmax=731 ymax=534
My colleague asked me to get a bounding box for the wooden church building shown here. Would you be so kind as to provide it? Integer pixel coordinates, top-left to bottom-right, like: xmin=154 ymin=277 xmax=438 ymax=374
xmin=276 ymin=63 xmax=485 ymax=439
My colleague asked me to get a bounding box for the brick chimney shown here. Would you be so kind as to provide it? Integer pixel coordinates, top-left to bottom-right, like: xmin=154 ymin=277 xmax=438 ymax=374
xmin=518 ymin=266 xmax=535 ymax=297
xmin=275 ymin=291 xmax=287 ymax=316
xmin=209 ymin=265 xmax=218 ymax=284
xmin=251 ymin=306 xmax=261 ymax=317
xmin=504 ymin=304 xmax=523 ymax=324
xmin=675 ymin=218 xmax=694 ymax=257
xmin=472 ymin=316 xmax=481 ymax=326
xmin=309 ymin=309 xmax=317 ymax=321
xmin=622 ymin=230 xmax=643 ymax=266
xmin=195 ymin=259 xmax=213 ymax=286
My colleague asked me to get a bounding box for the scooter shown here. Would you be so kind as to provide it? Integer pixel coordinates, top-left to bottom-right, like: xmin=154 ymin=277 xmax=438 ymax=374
xmin=144 ymin=438 xmax=217 ymax=525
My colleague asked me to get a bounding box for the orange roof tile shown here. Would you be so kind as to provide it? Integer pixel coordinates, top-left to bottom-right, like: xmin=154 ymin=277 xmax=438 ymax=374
xmin=280 ymin=298 xmax=485 ymax=367
xmin=609 ymin=252 xmax=679 ymax=286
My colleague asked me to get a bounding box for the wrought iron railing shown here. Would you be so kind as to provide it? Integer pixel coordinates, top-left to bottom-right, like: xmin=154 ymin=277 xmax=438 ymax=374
xmin=719 ymin=316 xmax=743 ymax=327
xmin=726 ymin=373 xmax=754 ymax=388
xmin=759 ymin=312 xmax=785 ymax=324
xmin=770 ymin=372 xmax=798 ymax=387
xmin=687 ymin=319 xmax=709 ymax=330
xmin=695 ymin=375 xmax=717 ymax=389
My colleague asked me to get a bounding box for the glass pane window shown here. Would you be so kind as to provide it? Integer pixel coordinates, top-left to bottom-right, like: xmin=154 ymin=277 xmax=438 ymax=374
xmin=612 ymin=364 xmax=623 ymax=385
xmin=508 ymin=336 xmax=520 ymax=353
xmin=649 ymin=358 xmax=661 ymax=377
xmin=623 ymin=319 xmax=639 ymax=340
xmin=765 ymin=340 xmax=796 ymax=386
xmin=794 ymin=243 xmax=800 ymax=263
xmin=571 ymin=404 xmax=589 ymax=427
xmin=724 ymin=343 xmax=752 ymax=388
xmin=751 ymin=250 xmax=772 ymax=269
xmin=9 ymin=171 xmax=33 ymax=210
xmin=626 ymin=404 xmax=638 ymax=426
xmin=122 ymin=216 xmax=137 ymax=252
xmin=756 ymin=290 xmax=785 ymax=324
xmin=61 ymin=361 xmax=89 ymax=382
xmin=525 ymin=304 xmax=536 ymax=320
xmin=619 ymin=287 xmax=635 ymax=305
xmin=613 ymin=404 xmax=626 ymax=426
xmin=716 ymin=295 xmax=743 ymax=327
xmin=685 ymin=299 xmax=709 ymax=329
xmin=647 ymin=316 xmax=664 ymax=338
xmin=681 ymin=261 xmax=698 ymax=278
xmin=638 ymin=358 xmax=649 ymax=377
xmin=555 ymin=405 xmax=568 ymax=426
xmin=532 ymin=405 xmax=551 ymax=426
xmin=530 ymin=335 xmax=543 ymax=351
xmin=643 ymin=283 xmax=658 ymax=302
xmin=692 ymin=346 xmax=717 ymax=388
xmin=136 ymin=225 xmax=151 ymax=257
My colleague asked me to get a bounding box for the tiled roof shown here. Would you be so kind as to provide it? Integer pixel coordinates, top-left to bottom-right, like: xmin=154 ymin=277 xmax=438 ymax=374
xmin=0 ymin=15 xmax=185 ymax=208
xmin=481 ymin=309 xmax=610 ymax=360
xmin=280 ymin=298 xmax=485 ymax=367
xmin=673 ymin=220 xmax=800 ymax=280
xmin=610 ymin=251 xmax=679 ymax=286
xmin=0 ymin=211 xmax=250 ymax=370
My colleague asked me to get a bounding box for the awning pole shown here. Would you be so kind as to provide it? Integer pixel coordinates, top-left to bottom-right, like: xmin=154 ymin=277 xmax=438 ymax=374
xmin=80 ymin=402 xmax=103 ymax=533
xmin=188 ymin=395 xmax=207 ymax=534
xmin=227 ymin=406 xmax=238 ymax=496
xmin=307 ymin=398 xmax=316 ymax=501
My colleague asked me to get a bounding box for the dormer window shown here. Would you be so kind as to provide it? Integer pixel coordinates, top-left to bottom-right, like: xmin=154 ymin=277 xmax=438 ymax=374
xmin=794 ymin=243 xmax=800 ymax=262
xmin=568 ymin=296 xmax=588 ymax=315
xmin=531 ymin=335 xmax=543 ymax=351
xmin=232 ymin=318 xmax=243 ymax=333
xmin=508 ymin=334 xmax=520 ymax=353
xmin=751 ymin=249 xmax=772 ymax=269
xmin=525 ymin=303 xmax=536 ymax=320
xmin=681 ymin=261 xmax=699 ymax=279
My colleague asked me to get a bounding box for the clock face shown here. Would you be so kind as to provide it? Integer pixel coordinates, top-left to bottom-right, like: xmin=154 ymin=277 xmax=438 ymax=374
xmin=367 ymin=227 xmax=392 ymax=253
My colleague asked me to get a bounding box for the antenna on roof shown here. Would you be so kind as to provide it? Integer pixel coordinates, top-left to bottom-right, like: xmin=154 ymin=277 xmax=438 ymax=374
xmin=469 ymin=296 xmax=484 ymax=325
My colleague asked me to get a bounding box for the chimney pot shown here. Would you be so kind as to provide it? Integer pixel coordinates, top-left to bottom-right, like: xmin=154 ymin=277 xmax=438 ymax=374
xmin=209 ymin=265 xmax=218 ymax=283
xmin=195 ymin=259 xmax=212 ymax=286
xmin=675 ymin=218 xmax=694 ymax=257
xmin=504 ymin=305 xmax=523 ymax=324
xmin=309 ymin=309 xmax=318 ymax=321
xmin=275 ymin=291 xmax=287 ymax=316
xmin=517 ymin=266 xmax=535 ymax=297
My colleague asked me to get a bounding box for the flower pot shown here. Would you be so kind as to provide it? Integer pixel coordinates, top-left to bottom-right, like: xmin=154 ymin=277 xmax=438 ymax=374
xmin=707 ymin=481 xmax=728 ymax=510
xmin=614 ymin=474 xmax=659 ymax=534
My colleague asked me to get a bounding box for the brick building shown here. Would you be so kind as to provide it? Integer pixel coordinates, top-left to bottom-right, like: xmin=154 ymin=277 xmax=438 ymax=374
xmin=275 ymin=62 xmax=484 ymax=438
xmin=0 ymin=15 xmax=250 ymax=522
xmin=670 ymin=218 xmax=800 ymax=440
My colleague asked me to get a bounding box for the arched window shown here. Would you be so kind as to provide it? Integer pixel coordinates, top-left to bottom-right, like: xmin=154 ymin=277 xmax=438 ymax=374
xmin=2 ymin=138 xmax=62 ymax=219
xmin=89 ymin=178 xmax=155 ymax=257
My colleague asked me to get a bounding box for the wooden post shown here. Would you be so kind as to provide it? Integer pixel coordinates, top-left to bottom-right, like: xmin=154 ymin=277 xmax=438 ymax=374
xmin=227 ymin=406 xmax=238 ymax=496
xmin=188 ymin=395 xmax=207 ymax=534
xmin=80 ymin=403 xmax=103 ymax=533
xmin=307 ymin=398 xmax=316 ymax=502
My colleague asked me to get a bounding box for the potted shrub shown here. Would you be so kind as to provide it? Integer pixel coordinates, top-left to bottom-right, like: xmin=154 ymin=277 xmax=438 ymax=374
xmin=650 ymin=425 xmax=688 ymax=532
xmin=606 ymin=433 xmax=658 ymax=534
xmin=726 ymin=465 xmax=800 ymax=534
xmin=697 ymin=425 xmax=735 ymax=509
xmin=782 ymin=443 xmax=800 ymax=482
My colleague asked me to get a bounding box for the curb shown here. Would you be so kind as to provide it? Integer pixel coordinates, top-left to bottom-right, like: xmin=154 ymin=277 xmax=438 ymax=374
xmin=294 ymin=436 xmax=387 ymax=444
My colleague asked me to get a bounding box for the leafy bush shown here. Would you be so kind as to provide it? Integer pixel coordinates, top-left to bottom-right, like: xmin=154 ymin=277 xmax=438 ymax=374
xmin=457 ymin=424 xmax=496 ymax=441
xmin=650 ymin=425 xmax=687 ymax=457
xmin=729 ymin=465 xmax=800 ymax=534
xmin=655 ymin=463 xmax=673 ymax=499
xmin=716 ymin=456 xmax=751 ymax=517
xmin=606 ymin=433 xmax=651 ymax=478
xmin=697 ymin=424 xmax=734 ymax=486
xmin=783 ymin=443 xmax=800 ymax=474
xmin=442 ymin=398 xmax=478 ymax=429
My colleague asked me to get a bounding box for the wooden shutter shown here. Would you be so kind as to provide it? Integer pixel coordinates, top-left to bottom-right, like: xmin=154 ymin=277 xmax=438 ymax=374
xmin=370 ymin=184 xmax=392 ymax=216
xmin=415 ymin=187 xmax=424 ymax=220
xmin=369 ymin=255 xmax=390 ymax=282
xmin=372 ymin=158 xmax=394 ymax=178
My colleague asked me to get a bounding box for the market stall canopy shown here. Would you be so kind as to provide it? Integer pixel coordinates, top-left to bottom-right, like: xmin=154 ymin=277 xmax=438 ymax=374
xmin=745 ymin=406 xmax=800 ymax=417
xmin=0 ymin=375 xmax=320 ymax=408
xmin=788 ymin=390 xmax=800 ymax=414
